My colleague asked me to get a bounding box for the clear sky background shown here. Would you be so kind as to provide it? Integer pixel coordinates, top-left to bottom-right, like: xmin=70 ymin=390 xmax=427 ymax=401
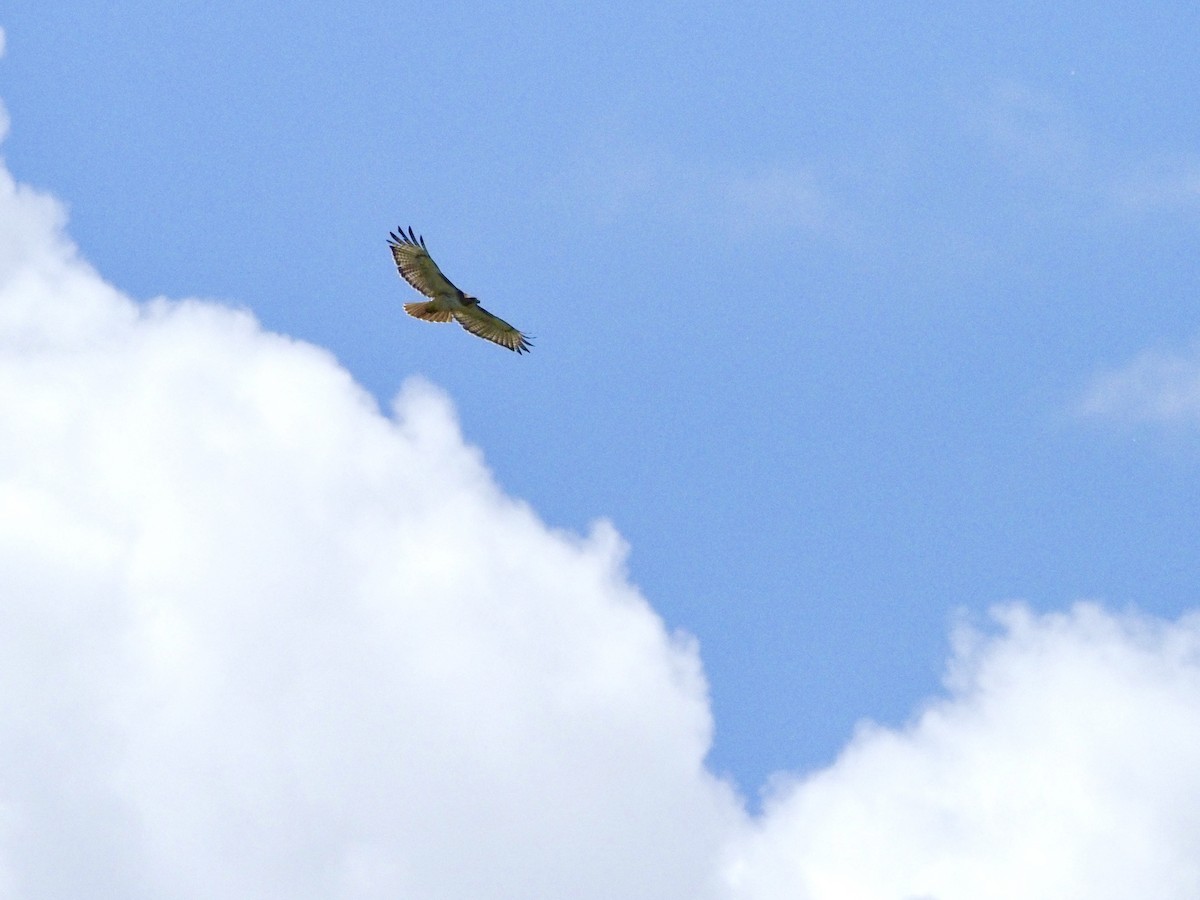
xmin=3 ymin=4 xmax=1200 ymax=897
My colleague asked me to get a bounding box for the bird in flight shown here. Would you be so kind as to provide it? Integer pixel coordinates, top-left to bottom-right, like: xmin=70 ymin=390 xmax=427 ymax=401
xmin=388 ymin=226 xmax=532 ymax=354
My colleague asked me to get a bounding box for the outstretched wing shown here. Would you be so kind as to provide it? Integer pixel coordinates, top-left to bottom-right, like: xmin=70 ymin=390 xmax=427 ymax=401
xmin=454 ymin=305 xmax=533 ymax=354
xmin=388 ymin=226 xmax=460 ymax=298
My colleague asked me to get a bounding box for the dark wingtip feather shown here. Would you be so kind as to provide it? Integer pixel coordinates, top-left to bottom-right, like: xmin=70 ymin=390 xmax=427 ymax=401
xmin=386 ymin=225 xmax=430 ymax=251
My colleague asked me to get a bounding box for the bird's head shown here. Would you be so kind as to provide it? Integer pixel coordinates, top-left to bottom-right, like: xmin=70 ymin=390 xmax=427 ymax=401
xmin=463 ymin=294 xmax=480 ymax=306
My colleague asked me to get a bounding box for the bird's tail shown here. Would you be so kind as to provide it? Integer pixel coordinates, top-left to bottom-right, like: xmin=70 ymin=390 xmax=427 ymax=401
xmin=404 ymin=301 xmax=454 ymax=323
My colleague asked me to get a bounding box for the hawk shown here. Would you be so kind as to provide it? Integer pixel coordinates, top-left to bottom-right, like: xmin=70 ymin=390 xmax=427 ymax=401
xmin=388 ymin=226 xmax=532 ymax=354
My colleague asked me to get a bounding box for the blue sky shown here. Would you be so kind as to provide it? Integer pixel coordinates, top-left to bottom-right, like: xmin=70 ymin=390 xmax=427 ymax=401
xmin=4 ymin=0 xmax=1200 ymax=817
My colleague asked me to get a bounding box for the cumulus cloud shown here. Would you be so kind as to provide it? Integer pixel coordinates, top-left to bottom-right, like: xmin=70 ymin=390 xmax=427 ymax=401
xmin=0 ymin=154 xmax=742 ymax=898
xmin=5 ymin=96 xmax=1200 ymax=899
xmin=1077 ymin=342 xmax=1200 ymax=424
xmin=725 ymin=603 xmax=1200 ymax=900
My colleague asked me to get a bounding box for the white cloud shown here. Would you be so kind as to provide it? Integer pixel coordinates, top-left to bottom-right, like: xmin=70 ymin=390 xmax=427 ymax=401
xmin=0 ymin=152 xmax=742 ymax=898
xmin=5 ymin=98 xmax=1200 ymax=899
xmin=725 ymin=603 xmax=1200 ymax=900
xmin=1077 ymin=342 xmax=1200 ymax=424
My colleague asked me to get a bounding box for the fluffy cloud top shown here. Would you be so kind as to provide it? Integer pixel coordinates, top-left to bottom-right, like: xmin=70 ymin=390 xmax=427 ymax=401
xmin=726 ymin=604 xmax=1200 ymax=899
xmin=3 ymin=112 xmax=1200 ymax=898
xmin=0 ymin=162 xmax=742 ymax=898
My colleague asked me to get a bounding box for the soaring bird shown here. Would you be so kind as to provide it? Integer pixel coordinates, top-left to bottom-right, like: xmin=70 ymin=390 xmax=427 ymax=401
xmin=388 ymin=226 xmax=532 ymax=354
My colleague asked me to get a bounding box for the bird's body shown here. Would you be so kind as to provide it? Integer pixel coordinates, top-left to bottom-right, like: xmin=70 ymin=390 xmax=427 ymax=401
xmin=388 ymin=227 xmax=532 ymax=353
